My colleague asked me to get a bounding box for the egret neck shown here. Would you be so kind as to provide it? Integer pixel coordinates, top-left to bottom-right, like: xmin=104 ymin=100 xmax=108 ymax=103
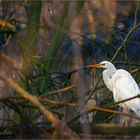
xmin=102 ymin=65 xmax=116 ymax=92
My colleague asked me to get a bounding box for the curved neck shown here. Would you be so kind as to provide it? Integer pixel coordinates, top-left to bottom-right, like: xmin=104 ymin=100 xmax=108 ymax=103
xmin=107 ymin=66 xmax=116 ymax=76
xmin=103 ymin=68 xmax=116 ymax=91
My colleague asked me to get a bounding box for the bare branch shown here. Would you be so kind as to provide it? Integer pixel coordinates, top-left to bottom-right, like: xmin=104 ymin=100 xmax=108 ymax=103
xmin=0 ymin=53 xmax=22 ymax=71
xmin=103 ymin=94 xmax=140 ymax=108
xmin=0 ymin=75 xmax=59 ymax=125
xmin=0 ymin=75 xmax=80 ymax=139
xmin=111 ymin=22 xmax=140 ymax=62
xmin=67 ymin=106 xmax=140 ymax=125
xmin=131 ymin=67 xmax=140 ymax=75
xmin=40 ymin=98 xmax=80 ymax=108
xmin=134 ymin=1 xmax=139 ymax=26
xmin=39 ymin=84 xmax=77 ymax=98
xmin=0 ymin=53 xmax=24 ymax=79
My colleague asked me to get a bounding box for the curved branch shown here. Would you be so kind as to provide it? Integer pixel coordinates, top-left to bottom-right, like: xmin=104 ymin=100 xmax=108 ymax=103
xmin=111 ymin=22 xmax=140 ymax=62
xmin=0 ymin=75 xmax=80 ymax=139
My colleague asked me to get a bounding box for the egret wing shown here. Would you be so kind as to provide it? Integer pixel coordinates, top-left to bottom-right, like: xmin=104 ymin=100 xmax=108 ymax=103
xmin=112 ymin=69 xmax=140 ymax=114
xmin=112 ymin=69 xmax=139 ymax=98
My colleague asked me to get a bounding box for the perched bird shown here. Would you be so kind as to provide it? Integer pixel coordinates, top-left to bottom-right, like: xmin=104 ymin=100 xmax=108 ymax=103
xmin=88 ymin=61 xmax=140 ymax=116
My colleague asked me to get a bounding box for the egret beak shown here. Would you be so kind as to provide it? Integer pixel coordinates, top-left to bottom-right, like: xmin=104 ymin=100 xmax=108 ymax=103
xmin=86 ymin=63 xmax=103 ymax=69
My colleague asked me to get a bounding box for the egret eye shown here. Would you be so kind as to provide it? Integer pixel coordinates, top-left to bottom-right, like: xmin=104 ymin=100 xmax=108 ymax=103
xmin=101 ymin=63 xmax=105 ymax=66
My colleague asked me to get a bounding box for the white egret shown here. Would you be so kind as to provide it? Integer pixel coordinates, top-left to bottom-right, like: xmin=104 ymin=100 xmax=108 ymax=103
xmin=88 ymin=61 xmax=140 ymax=117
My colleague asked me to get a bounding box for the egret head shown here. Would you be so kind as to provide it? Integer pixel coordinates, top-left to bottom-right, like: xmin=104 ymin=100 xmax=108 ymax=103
xmin=88 ymin=61 xmax=116 ymax=70
xmin=100 ymin=61 xmax=116 ymax=69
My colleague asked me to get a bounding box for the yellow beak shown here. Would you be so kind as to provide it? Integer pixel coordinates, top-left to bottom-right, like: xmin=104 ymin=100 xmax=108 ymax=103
xmin=86 ymin=63 xmax=103 ymax=68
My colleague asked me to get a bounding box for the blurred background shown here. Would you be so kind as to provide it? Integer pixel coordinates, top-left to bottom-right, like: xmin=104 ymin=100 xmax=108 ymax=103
xmin=0 ymin=0 xmax=140 ymax=139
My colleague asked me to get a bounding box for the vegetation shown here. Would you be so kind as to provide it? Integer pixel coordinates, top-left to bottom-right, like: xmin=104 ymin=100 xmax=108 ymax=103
xmin=0 ymin=0 xmax=140 ymax=139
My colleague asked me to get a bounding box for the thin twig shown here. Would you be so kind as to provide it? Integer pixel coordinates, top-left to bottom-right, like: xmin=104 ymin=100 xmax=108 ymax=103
xmin=85 ymin=75 xmax=102 ymax=104
xmin=39 ymin=84 xmax=77 ymax=98
xmin=41 ymin=98 xmax=80 ymax=108
xmin=67 ymin=95 xmax=140 ymax=124
xmin=114 ymin=61 xmax=140 ymax=67
xmin=67 ymin=106 xmax=140 ymax=125
xmin=111 ymin=22 xmax=140 ymax=62
xmin=102 ymin=94 xmax=140 ymax=108
xmin=134 ymin=1 xmax=139 ymax=27
xmin=2 ymin=34 xmax=12 ymax=48
xmin=76 ymin=75 xmax=102 ymax=115
xmin=131 ymin=67 xmax=140 ymax=75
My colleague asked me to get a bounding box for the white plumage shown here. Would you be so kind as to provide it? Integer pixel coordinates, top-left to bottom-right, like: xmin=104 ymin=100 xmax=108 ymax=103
xmin=91 ymin=61 xmax=140 ymax=116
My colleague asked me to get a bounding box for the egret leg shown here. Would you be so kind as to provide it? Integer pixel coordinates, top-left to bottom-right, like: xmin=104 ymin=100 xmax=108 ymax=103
xmin=122 ymin=107 xmax=130 ymax=126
